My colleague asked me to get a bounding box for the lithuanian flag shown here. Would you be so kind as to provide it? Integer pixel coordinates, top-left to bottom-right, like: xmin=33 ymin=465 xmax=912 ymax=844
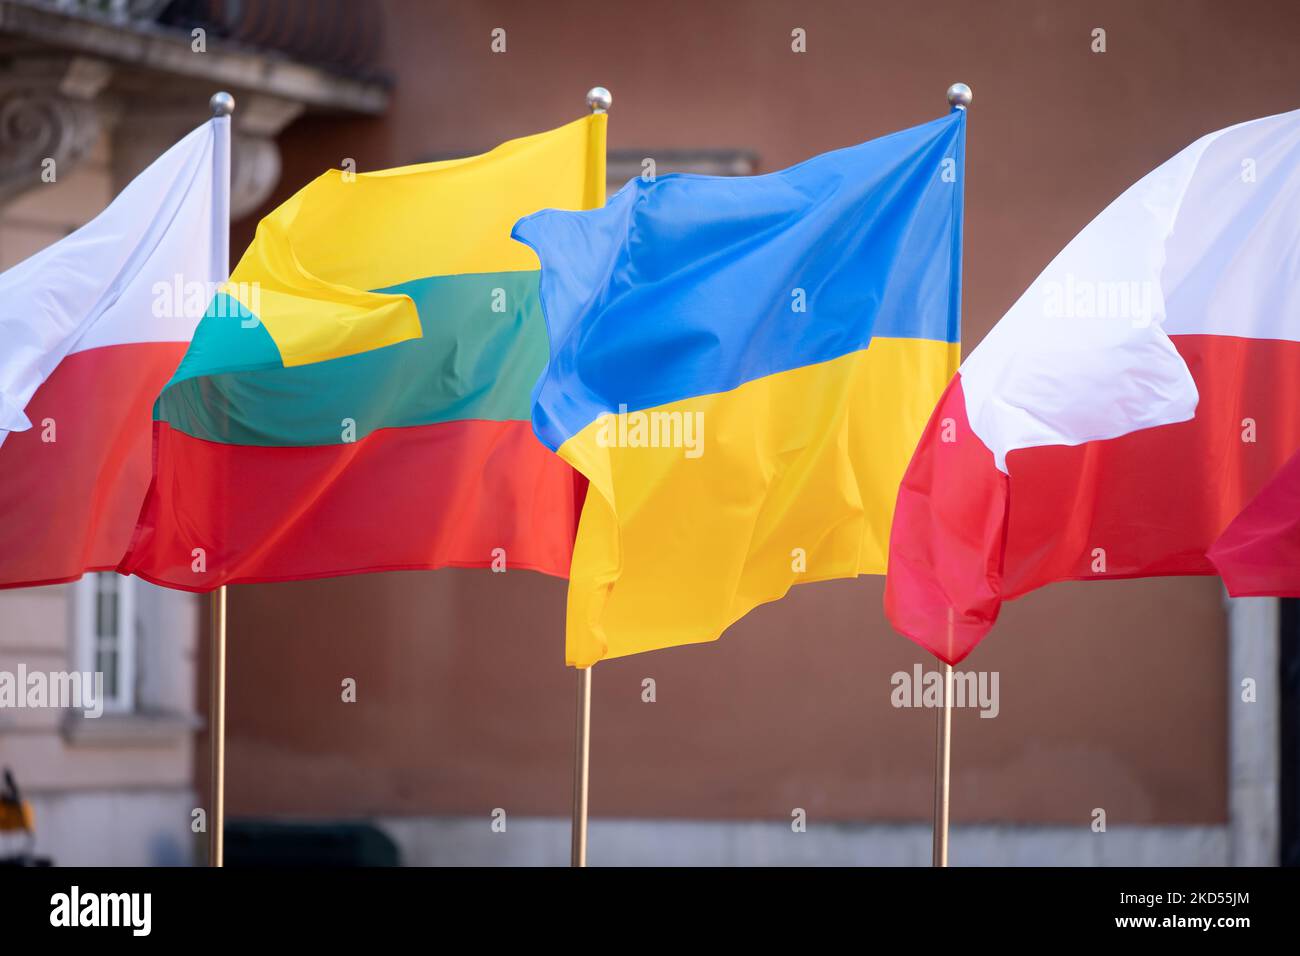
xmin=120 ymin=115 xmax=605 ymax=589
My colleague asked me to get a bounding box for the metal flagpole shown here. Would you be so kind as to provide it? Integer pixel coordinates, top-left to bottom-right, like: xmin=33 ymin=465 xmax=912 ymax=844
xmin=209 ymin=583 xmax=227 ymax=867
xmin=931 ymin=83 xmax=971 ymax=870
xmin=207 ymin=90 xmax=235 ymax=868
xmin=932 ymin=657 xmax=953 ymax=867
xmin=571 ymin=666 xmax=592 ymax=867
xmin=570 ymin=85 xmax=611 ymax=869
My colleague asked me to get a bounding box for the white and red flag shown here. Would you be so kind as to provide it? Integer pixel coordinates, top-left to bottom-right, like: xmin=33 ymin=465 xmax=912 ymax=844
xmin=0 ymin=118 xmax=225 ymax=588
xmin=886 ymin=108 xmax=1300 ymax=664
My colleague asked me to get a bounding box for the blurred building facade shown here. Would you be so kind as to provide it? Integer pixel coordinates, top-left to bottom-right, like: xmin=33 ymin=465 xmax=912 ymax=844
xmin=0 ymin=0 xmax=387 ymax=865
xmin=0 ymin=0 xmax=1297 ymax=866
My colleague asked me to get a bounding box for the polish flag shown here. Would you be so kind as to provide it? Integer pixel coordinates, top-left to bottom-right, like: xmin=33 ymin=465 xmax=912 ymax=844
xmin=0 ymin=117 xmax=225 ymax=588
xmin=886 ymin=109 xmax=1300 ymax=664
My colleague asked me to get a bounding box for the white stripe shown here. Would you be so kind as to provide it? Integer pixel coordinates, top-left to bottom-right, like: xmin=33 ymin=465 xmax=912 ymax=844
xmin=0 ymin=120 xmax=217 ymax=444
xmin=1161 ymin=111 xmax=1300 ymax=341
xmin=960 ymin=109 xmax=1300 ymax=473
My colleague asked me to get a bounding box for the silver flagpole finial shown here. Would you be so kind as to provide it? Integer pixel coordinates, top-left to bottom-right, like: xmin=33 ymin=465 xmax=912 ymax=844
xmin=946 ymin=83 xmax=972 ymax=111
xmin=586 ymin=87 xmax=612 ymax=114
xmin=210 ymin=91 xmax=236 ymax=117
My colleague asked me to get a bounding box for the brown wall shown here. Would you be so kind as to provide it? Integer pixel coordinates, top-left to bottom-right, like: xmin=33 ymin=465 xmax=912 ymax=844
xmin=215 ymin=0 xmax=1300 ymax=826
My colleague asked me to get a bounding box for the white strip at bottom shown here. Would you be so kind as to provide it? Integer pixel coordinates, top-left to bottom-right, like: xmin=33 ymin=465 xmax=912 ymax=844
xmin=376 ymin=816 xmax=1231 ymax=867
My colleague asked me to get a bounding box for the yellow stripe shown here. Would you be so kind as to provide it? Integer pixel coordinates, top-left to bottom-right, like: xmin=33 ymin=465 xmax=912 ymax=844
xmin=226 ymin=114 xmax=606 ymax=367
xmin=558 ymin=337 xmax=960 ymax=666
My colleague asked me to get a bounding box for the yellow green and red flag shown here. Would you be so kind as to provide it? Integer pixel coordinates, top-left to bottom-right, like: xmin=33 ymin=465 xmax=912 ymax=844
xmin=121 ymin=114 xmax=605 ymax=589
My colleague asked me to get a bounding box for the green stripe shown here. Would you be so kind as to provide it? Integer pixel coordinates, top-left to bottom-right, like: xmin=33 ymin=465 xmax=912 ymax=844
xmin=162 ymin=293 xmax=283 ymax=394
xmin=158 ymin=270 xmax=546 ymax=446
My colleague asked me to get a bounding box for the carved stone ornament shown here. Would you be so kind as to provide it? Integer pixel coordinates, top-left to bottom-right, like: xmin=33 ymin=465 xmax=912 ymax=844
xmin=0 ymin=56 xmax=113 ymax=202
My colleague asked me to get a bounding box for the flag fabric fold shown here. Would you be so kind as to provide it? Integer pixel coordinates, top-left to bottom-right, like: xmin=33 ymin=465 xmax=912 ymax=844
xmin=119 ymin=115 xmax=606 ymax=590
xmin=1208 ymin=447 xmax=1300 ymax=597
xmin=0 ymin=119 xmax=220 ymax=588
xmin=514 ymin=111 xmax=966 ymax=666
xmin=886 ymin=108 xmax=1300 ymax=664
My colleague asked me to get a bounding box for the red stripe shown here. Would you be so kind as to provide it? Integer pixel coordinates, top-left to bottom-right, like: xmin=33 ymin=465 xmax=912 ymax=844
xmin=1209 ymin=446 xmax=1300 ymax=597
xmin=0 ymin=342 xmax=188 ymax=589
xmin=887 ymin=333 xmax=1300 ymax=663
xmin=118 ymin=419 xmax=584 ymax=590
xmin=884 ymin=374 xmax=1008 ymax=663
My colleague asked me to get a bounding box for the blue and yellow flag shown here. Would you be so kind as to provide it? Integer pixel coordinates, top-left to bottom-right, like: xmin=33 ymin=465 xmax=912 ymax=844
xmin=513 ymin=110 xmax=965 ymax=666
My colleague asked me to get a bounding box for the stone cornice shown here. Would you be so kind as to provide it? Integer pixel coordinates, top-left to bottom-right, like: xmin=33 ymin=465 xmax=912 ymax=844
xmin=0 ymin=0 xmax=389 ymax=115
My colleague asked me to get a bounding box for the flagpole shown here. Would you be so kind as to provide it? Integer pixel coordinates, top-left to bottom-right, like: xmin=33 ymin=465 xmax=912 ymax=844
xmin=207 ymin=90 xmax=234 ymax=868
xmin=209 ymin=582 xmax=227 ymax=867
xmin=930 ymin=83 xmax=971 ymax=870
xmin=571 ymin=665 xmax=592 ymax=867
xmin=932 ymin=656 xmax=953 ymax=866
xmin=569 ymin=85 xmax=611 ymax=869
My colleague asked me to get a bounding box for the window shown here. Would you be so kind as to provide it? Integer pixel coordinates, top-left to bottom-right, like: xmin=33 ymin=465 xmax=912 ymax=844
xmin=73 ymin=572 xmax=137 ymax=713
xmin=605 ymin=148 xmax=758 ymax=192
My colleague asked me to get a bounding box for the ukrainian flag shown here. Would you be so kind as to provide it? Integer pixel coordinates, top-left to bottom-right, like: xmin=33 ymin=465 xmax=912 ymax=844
xmin=513 ymin=110 xmax=965 ymax=666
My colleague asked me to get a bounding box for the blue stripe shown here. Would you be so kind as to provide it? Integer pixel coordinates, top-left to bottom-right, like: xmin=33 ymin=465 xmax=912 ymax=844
xmin=513 ymin=110 xmax=965 ymax=451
